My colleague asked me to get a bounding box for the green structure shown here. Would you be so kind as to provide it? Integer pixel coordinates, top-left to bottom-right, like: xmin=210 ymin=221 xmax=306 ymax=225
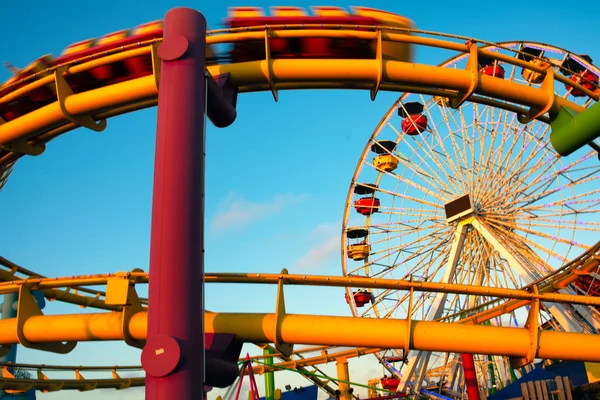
xmin=550 ymin=101 xmax=600 ymax=156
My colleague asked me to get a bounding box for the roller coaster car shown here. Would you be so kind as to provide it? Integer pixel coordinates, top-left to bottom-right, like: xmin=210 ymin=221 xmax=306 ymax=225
xmin=0 ymin=20 xmax=219 ymax=123
xmin=224 ymin=6 xmax=414 ymax=63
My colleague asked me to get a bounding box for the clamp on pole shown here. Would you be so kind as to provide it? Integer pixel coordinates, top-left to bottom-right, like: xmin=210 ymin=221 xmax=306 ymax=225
xmin=16 ymin=285 xmax=77 ymax=354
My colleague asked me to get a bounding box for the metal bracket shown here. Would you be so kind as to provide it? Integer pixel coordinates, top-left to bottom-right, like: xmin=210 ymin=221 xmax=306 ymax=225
xmin=510 ymin=292 xmax=540 ymax=369
xmin=105 ymin=276 xmax=145 ymax=349
xmin=15 ymin=285 xmax=77 ymax=354
xmin=112 ymin=368 xmax=132 ymax=390
xmin=36 ymin=369 xmax=63 ymax=392
xmin=274 ymin=268 xmax=293 ymax=356
xmin=451 ymin=41 xmax=479 ymax=109
xmin=75 ymin=369 xmax=98 ymax=391
xmin=1 ymin=365 xmax=15 ymax=379
xmin=518 ymin=64 xmax=555 ymax=124
xmin=0 ymin=138 xmax=45 ymax=156
xmin=370 ymin=30 xmax=383 ymax=101
xmin=54 ymin=67 xmax=107 ymax=132
xmin=264 ymin=29 xmax=279 ymax=102
xmin=151 ymin=42 xmax=161 ymax=91
xmin=0 ymin=116 xmax=45 ymax=155
xmin=2 ymin=364 xmax=34 ymax=395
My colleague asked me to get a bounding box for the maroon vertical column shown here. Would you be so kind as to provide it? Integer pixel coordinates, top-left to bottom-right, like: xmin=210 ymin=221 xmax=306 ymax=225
xmin=141 ymin=7 xmax=207 ymax=400
xmin=461 ymin=353 xmax=481 ymax=400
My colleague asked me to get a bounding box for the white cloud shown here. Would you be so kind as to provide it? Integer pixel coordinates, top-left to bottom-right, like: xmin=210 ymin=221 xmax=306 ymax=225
xmin=293 ymin=223 xmax=341 ymax=271
xmin=211 ymin=192 xmax=306 ymax=233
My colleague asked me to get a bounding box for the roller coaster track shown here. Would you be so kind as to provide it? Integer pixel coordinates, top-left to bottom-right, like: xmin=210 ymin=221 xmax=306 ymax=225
xmin=0 ymin=346 xmax=350 ymax=395
xmin=0 ymin=24 xmax=598 ymax=169
xmin=0 ymin=240 xmax=597 ymax=350
xmin=1 ymin=12 xmax=599 ymax=398
xmin=0 ymin=240 xmax=596 ymax=393
xmin=0 ymin=362 xmax=144 ymax=392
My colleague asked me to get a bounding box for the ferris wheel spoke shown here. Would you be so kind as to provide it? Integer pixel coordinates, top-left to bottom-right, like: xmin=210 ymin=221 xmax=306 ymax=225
xmin=343 ymin=41 xmax=600 ymax=394
xmin=425 ymin=106 xmax=471 ymax=194
xmin=510 ymin=174 xmax=600 ymax=209
xmin=509 ymin=151 xmax=597 ymax=205
xmin=479 ymin=122 xmax=550 ymax=206
xmin=387 ymin=123 xmax=458 ymax=198
xmin=484 ymin=218 xmax=570 ymax=263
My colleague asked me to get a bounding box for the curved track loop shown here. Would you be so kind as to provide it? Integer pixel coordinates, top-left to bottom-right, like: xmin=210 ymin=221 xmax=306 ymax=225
xmin=0 ymin=26 xmax=598 ymax=172
xmin=341 ymin=41 xmax=599 ymax=393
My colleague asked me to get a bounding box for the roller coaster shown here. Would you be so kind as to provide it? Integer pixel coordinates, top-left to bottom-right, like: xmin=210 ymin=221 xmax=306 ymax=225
xmin=1 ymin=4 xmax=599 ymax=400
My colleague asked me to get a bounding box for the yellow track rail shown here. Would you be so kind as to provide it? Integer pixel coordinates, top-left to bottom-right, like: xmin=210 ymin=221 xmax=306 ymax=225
xmin=0 ymin=25 xmax=597 ymax=168
xmin=0 ymin=362 xmax=143 ymax=392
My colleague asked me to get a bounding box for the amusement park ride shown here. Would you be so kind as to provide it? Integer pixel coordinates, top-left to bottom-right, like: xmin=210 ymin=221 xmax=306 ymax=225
xmin=1 ymin=4 xmax=600 ymax=400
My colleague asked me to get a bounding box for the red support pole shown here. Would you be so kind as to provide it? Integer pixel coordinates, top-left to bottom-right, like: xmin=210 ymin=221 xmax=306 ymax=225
xmin=141 ymin=8 xmax=207 ymax=400
xmin=461 ymin=353 xmax=481 ymax=400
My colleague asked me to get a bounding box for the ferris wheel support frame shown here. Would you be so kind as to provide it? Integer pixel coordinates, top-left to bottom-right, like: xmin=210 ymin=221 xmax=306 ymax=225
xmin=399 ymin=221 xmax=468 ymax=392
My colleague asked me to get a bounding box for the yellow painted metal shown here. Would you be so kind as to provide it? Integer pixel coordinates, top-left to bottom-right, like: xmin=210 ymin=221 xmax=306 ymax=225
xmin=254 ymin=347 xmax=379 ymax=374
xmin=15 ymin=285 xmax=77 ymax=354
xmin=510 ymin=288 xmax=540 ymax=369
xmin=0 ymin=376 xmax=143 ymax=392
xmin=518 ymin=62 xmax=555 ymax=124
xmin=274 ymin=269 xmax=293 ymax=356
xmin=336 ymin=357 xmax=352 ymax=400
xmin=105 ymin=277 xmax=131 ymax=306
xmin=0 ymin=138 xmax=45 ymax=156
xmin=4 ymin=268 xmax=600 ymax=308
xmin=204 ymin=272 xmax=600 ymax=307
xmin=370 ymin=30 xmax=383 ymax=100
xmin=2 ymin=310 xmax=599 ymax=362
xmin=0 ymin=29 xmax=594 ymax=151
xmin=451 ymin=40 xmax=479 ymax=109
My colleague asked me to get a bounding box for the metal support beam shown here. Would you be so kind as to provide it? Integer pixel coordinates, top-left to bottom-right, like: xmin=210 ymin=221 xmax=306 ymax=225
xmin=461 ymin=354 xmax=481 ymax=400
xmin=141 ymin=8 xmax=207 ymax=400
xmin=1 ymin=311 xmax=600 ymax=363
xmin=336 ymin=357 xmax=352 ymax=400
xmin=400 ymin=221 xmax=468 ymax=392
xmin=264 ymin=348 xmax=275 ymax=400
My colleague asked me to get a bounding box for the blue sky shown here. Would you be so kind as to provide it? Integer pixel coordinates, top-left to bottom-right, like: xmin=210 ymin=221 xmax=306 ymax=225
xmin=1 ymin=0 xmax=599 ymax=399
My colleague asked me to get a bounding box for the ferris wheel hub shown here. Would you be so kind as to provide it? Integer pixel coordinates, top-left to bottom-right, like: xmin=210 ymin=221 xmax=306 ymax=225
xmin=444 ymin=194 xmax=474 ymax=223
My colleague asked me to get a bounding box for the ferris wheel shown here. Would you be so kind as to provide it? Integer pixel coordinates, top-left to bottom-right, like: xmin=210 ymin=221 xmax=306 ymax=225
xmin=341 ymin=42 xmax=600 ymax=394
